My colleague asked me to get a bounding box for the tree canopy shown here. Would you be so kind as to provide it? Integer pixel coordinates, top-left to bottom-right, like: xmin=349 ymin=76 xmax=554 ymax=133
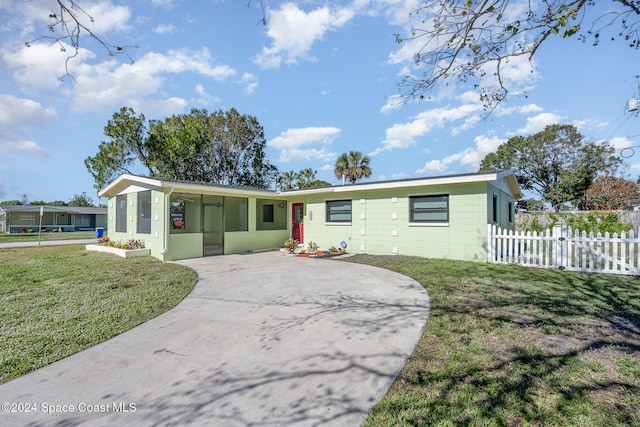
xmin=584 ymin=175 xmax=640 ymax=210
xmin=397 ymin=1 xmax=639 ymax=107
xmin=277 ymin=168 xmax=331 ymax=191
xmin=479 ymin=124 xmax=622 ymax=210
xmin=68 ymin=192 xmax=94 ymax=207
xmin=85 ymin=107 xmax=279 ymax=191
xmin=334 ymin=151 xmax=372 ymax=185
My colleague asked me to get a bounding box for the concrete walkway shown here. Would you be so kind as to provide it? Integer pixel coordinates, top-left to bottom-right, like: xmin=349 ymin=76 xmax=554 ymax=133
xmin=0 ymin=251 xmax=429 ymax=427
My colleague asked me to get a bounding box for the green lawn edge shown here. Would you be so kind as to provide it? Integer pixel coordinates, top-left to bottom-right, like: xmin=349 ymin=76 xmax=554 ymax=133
xmin=344 ymin=255 xmax=640 ymax=427
xmin=0 ymin=245 xmax=197 ymax=383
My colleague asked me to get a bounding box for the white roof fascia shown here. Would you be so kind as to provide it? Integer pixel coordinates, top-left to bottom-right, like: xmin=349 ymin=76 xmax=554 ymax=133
xmin=164 ymin=181 xmax=276 ymax=198
xmin=99 ymin=175 xmax=162 ymax=197
xmin=281 ymin=172 xmax=503 ymax=196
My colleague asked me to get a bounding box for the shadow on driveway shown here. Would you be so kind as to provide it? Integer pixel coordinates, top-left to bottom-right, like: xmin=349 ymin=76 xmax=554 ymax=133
xmin=0 ymin=252 xmax=429 ymax=427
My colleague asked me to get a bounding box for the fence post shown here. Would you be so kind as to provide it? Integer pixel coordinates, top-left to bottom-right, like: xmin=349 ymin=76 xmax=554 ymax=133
xmin=552 ymin=225 xmax=566 ymax=270
xmin=487 ymin=224 xmax=493 ymax=262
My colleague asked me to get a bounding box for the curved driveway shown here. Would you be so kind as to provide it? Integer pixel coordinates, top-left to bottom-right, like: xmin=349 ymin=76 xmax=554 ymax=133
xmin=0 ymin=252 xmax=429 ymax=427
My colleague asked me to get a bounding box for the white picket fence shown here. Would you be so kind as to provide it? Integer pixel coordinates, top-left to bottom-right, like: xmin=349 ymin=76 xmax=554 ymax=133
xmin=488 ymin=224 xmax=640 ymax=275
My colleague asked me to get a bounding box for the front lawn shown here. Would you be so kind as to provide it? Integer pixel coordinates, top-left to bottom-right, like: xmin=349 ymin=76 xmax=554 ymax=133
xmin=345 ymin=255 xmax=640 ymax=426
xmin=0 ymin=245 xmax=197 ymax=383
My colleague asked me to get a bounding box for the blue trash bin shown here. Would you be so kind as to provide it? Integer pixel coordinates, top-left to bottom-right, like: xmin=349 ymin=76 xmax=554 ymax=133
xmin=96 ymin=228 xmax=104 ymax=238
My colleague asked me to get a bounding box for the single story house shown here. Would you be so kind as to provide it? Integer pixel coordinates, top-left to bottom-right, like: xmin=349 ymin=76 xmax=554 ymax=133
xmin=0 ymin=205 xmax=107 ymax=233
xmin=97 ymin=170 xmax=521 ymax=262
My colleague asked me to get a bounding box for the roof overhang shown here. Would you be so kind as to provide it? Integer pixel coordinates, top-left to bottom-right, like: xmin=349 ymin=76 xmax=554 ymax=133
xmin=100 ymin=170 xmax=523 ymax=200
xmin=99 ymin=174 xmax=277 ymax=198
xmin=281 ymin=169 xmax=523 ymax=198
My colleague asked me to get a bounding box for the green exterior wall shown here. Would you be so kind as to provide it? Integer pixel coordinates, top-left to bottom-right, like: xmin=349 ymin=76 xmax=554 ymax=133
xmin=105 ymin=189 xmax=166 ymax=259
xmin=105 ymin=188 xmax=290 ymax=262
xmin=101 ymin=174 xmax=517 ymax=263
xmin=301 ymin=182 xmax=513 ymax=261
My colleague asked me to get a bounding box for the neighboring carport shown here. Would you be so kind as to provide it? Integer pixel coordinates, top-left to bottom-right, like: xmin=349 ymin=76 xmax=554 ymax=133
xmin=0 ymin=252 xmax=429 ymax=426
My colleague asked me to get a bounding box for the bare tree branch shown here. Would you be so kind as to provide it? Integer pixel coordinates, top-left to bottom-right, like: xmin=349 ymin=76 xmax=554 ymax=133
xmin=397 ymin=0 xmax=639 ymax=109
xmin=25 ymin=0 xmax=137 ymax=81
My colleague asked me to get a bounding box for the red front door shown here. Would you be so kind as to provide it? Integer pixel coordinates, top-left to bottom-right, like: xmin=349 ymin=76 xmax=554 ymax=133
xmin=292 ymin=203 xmax=304 ymax=243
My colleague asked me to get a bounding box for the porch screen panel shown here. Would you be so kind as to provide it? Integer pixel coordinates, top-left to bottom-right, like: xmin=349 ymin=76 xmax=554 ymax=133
xmin=410 ymin=195 xmax=449 ymax=223
xmin=225 ymin=197 xmax=248 ymax=232
xmin=116 ymin=194 xmax=127 ymax=232
xmin=169 ymin=194 xmax=200 ymax=233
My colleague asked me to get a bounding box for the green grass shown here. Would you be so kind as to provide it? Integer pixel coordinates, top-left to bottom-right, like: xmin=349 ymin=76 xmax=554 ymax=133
xmin=344 ymin=255 xmax=640 ymax=427
xmin=0 ymin=231 xmax=96 ymax=243
xmin=0 ymin=245 xmax=197 ymax=383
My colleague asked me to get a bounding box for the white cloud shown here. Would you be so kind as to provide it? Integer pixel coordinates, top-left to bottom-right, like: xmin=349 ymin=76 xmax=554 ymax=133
xmin=5 ymin=140 xmax=50 ymax=157
xmin=64 ymin=48 xmax=236 ymax=113
xmin=416 ymin=159 xmax=447 ymax=175
xmin=3 ymin=42 xmax=96 ymax=92
xmin=150 ymin=0 xmax=175 ymax=8
xmin=135 ymin=97 xmax=187 ymax=117
xmin=0 ymin=94 xmax=54 ymax=158
xmin=194 ymin=84 xmax=220 ymax=105
xmin=372 ymin=103 xmax=483 ymax=155
xmin=379 ymin=94 xmax=403 ymax=114
xmin=0 ymin=94 xmax=56 ymax=131
xmin=239 ymin=72 xmax=258 ymax=95
xmin=609 ymin=136 xmax=634 ymax=151
xmin=514 ymin=112 xmax=563 ymax=135
xmin=416 ymin=133 xmax=505 ymax=175
xmin=154 ymin=23 xmax=175 ymax=34
xmin=269 ymin=127 xmax=340 ymax=162
xmin=0 ymin=178 xmax=5 ymax=199
xmin=254 ymin=3 xmax=355 ymax=69
xmin=79 ymin=1 xmax=131 ymax=34
xmin=3 ymin=0 xmax=131 ymax=39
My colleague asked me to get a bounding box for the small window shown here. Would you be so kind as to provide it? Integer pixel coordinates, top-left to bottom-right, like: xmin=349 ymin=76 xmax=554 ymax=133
xmin=410 ymin=195 xmax=448 ymax=223
xmin=326 ymin=200 xmax=352 ymax=223
xmin=137 ymin=191 xmax=152 ymax=234
xmin=492 ymin=194 xmax=498 ymax=223
xmin=263 ymin=204 xmax=274 ymax=223
xmin=116 ymin=194 xmax=127 ymax=232
xmin=508 ymin=201 xmax=513 ymax=223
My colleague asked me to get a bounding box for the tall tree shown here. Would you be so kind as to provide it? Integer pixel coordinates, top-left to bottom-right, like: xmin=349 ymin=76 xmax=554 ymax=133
xmin=68 ymin=192 xmax=94 ymax=207
xmin=203 ymin=108 xmax=278 ymax=188
xmin=85 ymin=107 xmax=278 ymax=191
xmin=396 ymin=1 xmax=639 ymax=107
xmin=84 ymin=107 xmax=153 ymax=191
xmin=479 ymin=124 xmax=622 ymax=210
xmin=583 ymin=176 xmax=640 ymax=210
xmin=334 ymin=151 xmax=372 ymax=185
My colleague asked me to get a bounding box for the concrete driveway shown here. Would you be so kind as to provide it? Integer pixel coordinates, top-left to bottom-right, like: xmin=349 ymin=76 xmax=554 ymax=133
xmin=0 ymin=251 xmax=429 ymax=427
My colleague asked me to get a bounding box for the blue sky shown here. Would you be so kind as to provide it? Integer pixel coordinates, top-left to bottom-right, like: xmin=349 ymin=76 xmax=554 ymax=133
xmin=0 ymin=0 xmax=638 ymax=204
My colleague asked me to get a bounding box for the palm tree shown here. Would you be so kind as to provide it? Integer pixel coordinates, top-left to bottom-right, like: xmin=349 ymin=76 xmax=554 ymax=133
xmin=277 ymin=170 xmax=298 ymax=191
xmin=334 ymin=151 xmax=372 ymax=185
xmin=296 ymin=168 xmax=317 ymax=188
